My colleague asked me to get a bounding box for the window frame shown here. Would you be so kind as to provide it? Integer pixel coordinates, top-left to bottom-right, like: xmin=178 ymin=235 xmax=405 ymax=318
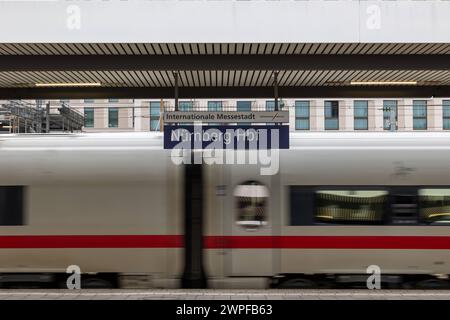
xmin=413 ymin=100 xmax=428 ymax=130
xmin=443 ymin=100 xmax=450 ymax=130
xmin=288 ymin=186 xmax=430 ymax=226
xmin=84 ymin=107 xmax=94 ymax=128
xmin=295 ymin=101 xmax=310 ymax=130
xmin=417 ymin=187 xmax=450 ymax=225
xmin=383 ymin=100 xmax=398 ymax=130
xmin=354 ymin=100 xmax=369 ymax=130
xmin=108 ymin=107 xmax=119 ymax=128
xmin=149 ymin=101 xmax=161 ymax=131
xmin=324 ymin=101 xmax=339 ymax=130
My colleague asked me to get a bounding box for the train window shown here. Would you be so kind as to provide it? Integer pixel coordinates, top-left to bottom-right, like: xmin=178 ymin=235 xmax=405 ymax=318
xmin=419 ymin=189 xmax=450 ymax=225
xmin=315 ymin=190 xmax=387 ymax=225
xmin=234 ymin=181 xmax=269 ymax=230
xmin=0 ymin=186 xmax=24 ymax=225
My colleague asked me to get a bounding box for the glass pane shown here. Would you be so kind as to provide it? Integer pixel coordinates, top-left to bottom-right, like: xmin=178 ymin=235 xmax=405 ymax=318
xmin=108 ymin=108 xmax=119 ymax=128
xmin=179 ymin=101 xmax=193 ymax=111
xmin=413 ymin=100 xmax=427 ymax=117
xmin=383 ymin=100 xmax=398 ymax=130
xmin=208 ymin=101 xmax=222 ymax=111
xmin=443 ymin=100 xmax=450 ymax=117
xmin=325 ymin=118 xmax=339 ymax=130
xmin=237 ymin=101 xmax=252 ymax=111
xmin=413 ymin=118 xmax=427 ymax=130
xmin=84 ymin=108 xmax=94 ymax=128
xmin=150 ymin=119 xmax=160 ymax=131
xmin=235 ymin=181 xmax=269 ymax=230
xmin=150 ymin=102 xmax=160 ymax=116
xmin=295 ymin=101 xmax=310 ymax=117
xmin=325 ymin=101 xmax=338 ymax=118
xmin=295 ymin=119 xmax=309 ymax=130
xmin=354 ymin=119 xmax=368 ymax=130
xmin=315 ymin=190 xmax=387 ymax=224
xmin=444 ymin=118 xmax=450 ymax=130
xmin=354 ymin=101 xmax=368 ymax=117
xmin=265 ymin=101 xmax=275 ymax=111
xmin=419 ymin=189 xmax=450 ymax=224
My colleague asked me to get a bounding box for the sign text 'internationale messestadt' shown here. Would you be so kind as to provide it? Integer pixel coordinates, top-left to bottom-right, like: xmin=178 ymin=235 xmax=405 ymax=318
xmin=163 ymin=111 xmax=289 ymax=124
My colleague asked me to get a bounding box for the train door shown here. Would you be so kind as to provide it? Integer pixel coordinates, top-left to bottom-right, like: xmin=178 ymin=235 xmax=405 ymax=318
xmin=223 ymin=165 xmax=278 ymax=278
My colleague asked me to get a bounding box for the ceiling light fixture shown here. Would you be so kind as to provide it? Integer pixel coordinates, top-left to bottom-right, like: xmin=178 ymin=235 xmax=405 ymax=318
xmin=35 ymin=83 xmax=102 ymax=87
xmin=350 ymin=81 xmax=417 ymax=85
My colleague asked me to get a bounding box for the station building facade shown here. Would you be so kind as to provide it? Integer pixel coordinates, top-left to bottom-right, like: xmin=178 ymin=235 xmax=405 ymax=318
xmin=57 ymin=97 xmax=450 ymax=133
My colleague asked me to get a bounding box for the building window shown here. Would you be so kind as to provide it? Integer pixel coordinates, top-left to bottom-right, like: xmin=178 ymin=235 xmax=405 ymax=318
xmin=383 ymin=100 xmax=398 ymax=130
xmin=266 ymin=100 xmax=275 ymax=111
xmin=444 ymin=100 xmax=450 ymax=130
xmin=84 ymin=108 xmax=94 ymax=128
xmin=108 ymin=99 xmax=119 ymax=103
xmin=324 ymin=101 xmax=339 ymax=130
xmin=0 ymin=186 xmax=24 ymax=225
xmin=84 ymin=99 xmax=95 ymax=103
xmin=413 ymin=100 xmax=427 ymax=130
xmin=354 ymin=100 xmax=368 ymax=130
xmin=237 ymin=101 xmax=252 ymax=111
xmin=295 ymin=101 xmax=310 ymax=130
xmin=179 ymin=101 xmax=193 ymax=112
xmin=207 ymin=101 xmax=222 ymax=112
xmin=265 ymin=100 xmax=283 ymax=111
xmin=108 ymin=108 xmax=119 ymax=128
xmin=150 ymin=101 xmax=160 ymax=131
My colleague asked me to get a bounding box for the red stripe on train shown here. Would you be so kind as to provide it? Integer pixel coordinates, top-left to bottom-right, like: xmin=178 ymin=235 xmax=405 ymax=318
xmin=0 ymin=235 xmax=183 ymax=248
xmin=205 ymin=236 xmax=450 ymax=249
xmin=0 ymin=235 xmax=449 ymax=249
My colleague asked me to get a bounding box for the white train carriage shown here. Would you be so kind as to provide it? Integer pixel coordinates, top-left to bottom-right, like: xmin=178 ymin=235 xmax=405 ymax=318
xmin=0 ymin=132 xmax=183 ymax=288
xmin=204 ymin=132 xmax=450 ymax=288
xmin=1 ymin=132 xmax=450 ymax=288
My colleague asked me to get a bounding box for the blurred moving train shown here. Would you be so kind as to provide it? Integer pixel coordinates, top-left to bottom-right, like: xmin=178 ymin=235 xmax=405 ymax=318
xmin=1 ymin=132 xmax=450 ymax=288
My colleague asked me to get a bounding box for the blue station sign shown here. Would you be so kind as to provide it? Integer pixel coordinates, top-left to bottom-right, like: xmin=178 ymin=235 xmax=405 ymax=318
xmin=164 ymin=125 xmax=289 ymax=150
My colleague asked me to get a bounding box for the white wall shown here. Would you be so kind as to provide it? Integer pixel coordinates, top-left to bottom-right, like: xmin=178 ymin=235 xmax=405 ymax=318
xmin=1 ymin=1 xmax=449 ymax=43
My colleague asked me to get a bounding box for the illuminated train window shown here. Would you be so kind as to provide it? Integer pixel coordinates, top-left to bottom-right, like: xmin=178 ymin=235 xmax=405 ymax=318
xmin=315 ymin=190 xmax=387 ymax=224
xmin=419 ymin=189 xmax=450 ymax=224
xmin=234 ymin=181 xmax=269 ymax=230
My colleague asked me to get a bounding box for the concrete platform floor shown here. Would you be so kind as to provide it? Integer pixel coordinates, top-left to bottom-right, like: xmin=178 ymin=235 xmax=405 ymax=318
xmin=0 ymin=289 xmax=449 ymax=300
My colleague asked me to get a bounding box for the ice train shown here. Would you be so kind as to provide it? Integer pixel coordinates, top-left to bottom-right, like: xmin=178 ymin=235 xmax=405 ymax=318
xmin=0 ymin=132 xmax=450 ymax=288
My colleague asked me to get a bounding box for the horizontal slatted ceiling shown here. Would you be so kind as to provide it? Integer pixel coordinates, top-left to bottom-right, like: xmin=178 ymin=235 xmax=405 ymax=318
xmin=0 ymin=43 xmax=450 ymax=55
xmin=0 ymin=43 xmax=448 ymax=88
xmin=0 ymin=70 xmax=449 ymax=88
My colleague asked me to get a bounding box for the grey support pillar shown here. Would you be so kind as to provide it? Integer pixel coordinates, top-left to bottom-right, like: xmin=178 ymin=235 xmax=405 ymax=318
xmin=174 ymin=71 xmax=179 ymax=111
xmin=181 ymin=162 xmax=207 ymax=288
xmin=46 ymin=102 xmax=50 ymax=133
xmin=274 ymin=71 xmax=279 ymax=111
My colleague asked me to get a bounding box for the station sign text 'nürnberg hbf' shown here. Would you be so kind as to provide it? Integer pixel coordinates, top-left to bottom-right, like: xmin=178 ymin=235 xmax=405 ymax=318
xmin=163 ymin=111 xmax=289 ymax=151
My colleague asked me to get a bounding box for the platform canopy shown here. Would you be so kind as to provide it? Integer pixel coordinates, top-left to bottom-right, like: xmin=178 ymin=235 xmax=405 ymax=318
xmin=0 ymin=0 xmax=449 ymax=99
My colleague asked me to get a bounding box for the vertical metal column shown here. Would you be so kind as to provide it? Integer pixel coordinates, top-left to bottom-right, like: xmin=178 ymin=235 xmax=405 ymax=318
xmin=182 ymin=162 xmax=207 ymax=288
xmin=45 ymin=102 xmax=50 ymax=133
xmin=174 ymin=71 xmax=179 ymax=111
xmin=274 ymin=71 xmax=279 ymax=111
